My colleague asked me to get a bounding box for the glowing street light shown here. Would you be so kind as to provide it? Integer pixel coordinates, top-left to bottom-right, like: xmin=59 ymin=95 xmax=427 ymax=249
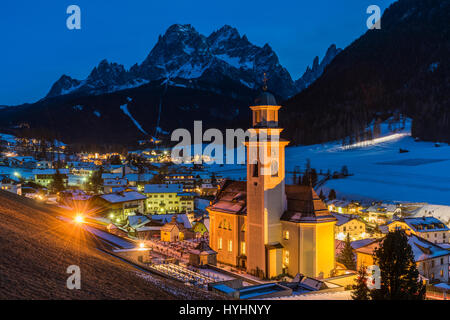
xmin=74 ymin=214 xmax=84 ymax=224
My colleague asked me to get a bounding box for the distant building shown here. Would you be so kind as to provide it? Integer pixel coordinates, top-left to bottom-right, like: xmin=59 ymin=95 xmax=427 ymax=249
xmin=143 ymin=184 xmax=194 ymax=214
xmin=362 ymin=203 xmax=401 ymax=225
xmin=33 ymin=169 xmax=69 ymax=188
xmin=164 ymin=173 xmax=195 ymax=192
xmin=103 ymin=178 xmax=128 ymax=194
xmin=160 ymin=215 xmax=194 ymax=242
xmin=332 ymin=212 xmax=367 ymax=240
xmin=95 ymin=191 xmax=147 ymax=222
xmin=387 ymin=217 xmax=450 ymax=244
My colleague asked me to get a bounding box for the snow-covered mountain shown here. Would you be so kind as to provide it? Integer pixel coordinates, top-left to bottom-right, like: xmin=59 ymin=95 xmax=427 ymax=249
xmin=46 ymin=24 xmax=338 ymax=99
xmin=294 ymin=44 xmax=342 ymax=92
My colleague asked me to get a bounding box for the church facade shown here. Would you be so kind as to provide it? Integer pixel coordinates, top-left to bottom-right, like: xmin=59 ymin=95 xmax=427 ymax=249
xmin=207 ymin=90 xmax=336 ymax=279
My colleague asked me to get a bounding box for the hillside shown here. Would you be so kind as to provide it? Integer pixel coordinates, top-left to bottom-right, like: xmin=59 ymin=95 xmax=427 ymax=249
xmin=0 ymin=191 xmax=215 ymax=299
xmin=282 ymin=0 xmax=450 ymax=145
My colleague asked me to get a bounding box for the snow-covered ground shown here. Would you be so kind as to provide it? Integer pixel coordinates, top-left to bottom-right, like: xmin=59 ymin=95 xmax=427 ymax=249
xmin=199 ymin=119 xmax=450 ymax=205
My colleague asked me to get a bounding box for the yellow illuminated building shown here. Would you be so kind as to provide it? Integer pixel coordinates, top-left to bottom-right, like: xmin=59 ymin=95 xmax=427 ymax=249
xmin=208 ymin=89 xmax=336 ymax=279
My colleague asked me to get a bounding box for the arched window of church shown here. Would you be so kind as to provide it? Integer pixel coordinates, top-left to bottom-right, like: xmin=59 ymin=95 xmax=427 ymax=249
xmin=241 ymin=224 xmax=246 ymax=232
xmin=218 ymin=220 xmax=223 ymax=229
xmin=271 ymin=160 xmax=279 ymax=177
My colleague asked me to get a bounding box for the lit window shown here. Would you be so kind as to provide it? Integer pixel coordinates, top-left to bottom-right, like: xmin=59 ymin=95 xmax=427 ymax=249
xmin=218 ymin=238 xmax=223 ymax=250
xmin=284 ymin=250 xmax=289 ymax=265
xmin=241 ymin=242 xmax=246 ymax=255
xmin=228 ymin=240 xmax=233 ymax=252
xmin=284 ymin=230 xmax=290 ymax=240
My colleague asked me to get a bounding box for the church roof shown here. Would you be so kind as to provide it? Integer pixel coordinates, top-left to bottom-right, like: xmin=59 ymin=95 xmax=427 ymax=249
xmin=254 ymin=91 xmax=277 ymax=106
xmin=206 ymin=180 xmax=246 ymax=215
xmin=281 ymin=185 xmax=337 ymax=223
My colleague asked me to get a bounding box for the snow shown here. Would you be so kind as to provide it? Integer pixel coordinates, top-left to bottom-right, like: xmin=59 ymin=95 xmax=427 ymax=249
xmin=100 ymin=191 xmax=146 ymax=203
xmin=200 ymin=119 xmax=450 ymax=205
xmin=120 ymin=104 xmax=148 ymax=135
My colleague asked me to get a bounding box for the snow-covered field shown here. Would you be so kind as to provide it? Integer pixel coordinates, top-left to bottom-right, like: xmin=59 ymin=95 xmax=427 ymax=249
xmin=201 ymin=120 xmax=450 ymax=205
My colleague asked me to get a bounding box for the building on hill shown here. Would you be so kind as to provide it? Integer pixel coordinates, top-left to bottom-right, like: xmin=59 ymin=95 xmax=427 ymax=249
xmin=387 ymin=217 xmax=450 ymax=244
xmin=33 ymin=169 xmax=69 ymax=188
xmin=95 ymin=191 xmax=147 ymax=222
xmin=354 ymin=234 xmax=450 ymax=284
xmin=332 ymin=212 xmax=367 ymax=240
xmin=207 ymin=90 xmax=337 ymax=279
xmin=164 ymin=173 xmax=195 ymax=192
xmin=103 ymin=178 xmax=128 ymax=194
xmin=143 ymin=184 xmax=194 ymax=214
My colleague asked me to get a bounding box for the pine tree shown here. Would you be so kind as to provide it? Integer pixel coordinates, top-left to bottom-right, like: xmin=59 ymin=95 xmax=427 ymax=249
xmin=352 ymin=265 xmax=371 ymax=300
xmin=338 ymin=233 xmax=356 ymax=270
xmin=370 ymin=230 xmax=426 ymax=300
xmin=328 ymin=189 xmax=337 ymax=200
xmin=88 ymin=166 xmax=104 ymax=193
xmin=51 ymin=169 xmax=66 ymax=193
xmin=318 ymin=190 xmax=325 ymax=201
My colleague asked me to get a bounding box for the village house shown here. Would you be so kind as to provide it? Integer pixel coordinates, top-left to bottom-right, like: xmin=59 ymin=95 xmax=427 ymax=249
xmin=332 ymin=212 xmax=367 ymax=240
xmin=387 ymin=217 xmax=450 ymax=244
xmin=103 ymin=177 xmax=128 ymax=194
xmin=123 ymin=215 xmax=163 ymax=240
xmin=355 ymin=234 xmax=450 ymax=284
xmin=362 ymin=203 xmax=401 ymax=225
xmin=0 ymin=175 xmax=21 ymax=195
xmin=144 ymin=184 xmax=194 ymax=214
xmin=164 ymin=173 xmax=195 ymax=192
xmin=160 ymin=215 xmax=194 ymax=242
xmin=95 ymin=191 xmax=147 ymax=222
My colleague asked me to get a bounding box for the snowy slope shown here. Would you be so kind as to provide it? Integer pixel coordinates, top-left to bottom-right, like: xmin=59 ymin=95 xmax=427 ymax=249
xmin=201 ymin=119 xmax=450 ymax=205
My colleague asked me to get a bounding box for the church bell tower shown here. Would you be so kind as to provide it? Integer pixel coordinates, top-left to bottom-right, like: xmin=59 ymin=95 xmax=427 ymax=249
xmin=245 ymin=78 xmax=289 ymax=278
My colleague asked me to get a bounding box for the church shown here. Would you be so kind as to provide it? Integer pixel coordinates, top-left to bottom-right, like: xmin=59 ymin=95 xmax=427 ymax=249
xmin=207 ymin=88 xmax=337 ymax=279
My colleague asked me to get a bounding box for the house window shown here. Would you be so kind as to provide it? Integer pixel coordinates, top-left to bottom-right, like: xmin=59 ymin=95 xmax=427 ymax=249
xmin=228 ymin=240 xmax=233 ymax=252
xmin=440 ymin=270 xmax=444 ymax=277
xmin=241 ymin=242 xmax=246 ymax=255
xmin=283 ymin=230 xmax=290 ymax=240
xmin=218 ymin=238 xmax=223 ymax=250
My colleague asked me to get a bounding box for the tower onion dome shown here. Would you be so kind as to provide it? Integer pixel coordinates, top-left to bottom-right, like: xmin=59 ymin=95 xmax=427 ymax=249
xmin=254 ymin=91 xmax=277 ymax=106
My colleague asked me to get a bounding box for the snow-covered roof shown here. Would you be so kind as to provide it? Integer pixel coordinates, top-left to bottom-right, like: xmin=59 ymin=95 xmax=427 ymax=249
xmin=32 ymin=169 xmax=69 ymax=175
xmin=144 ymin=184 xmax=183 ymax=194
xmin=149 ymin=214 xmax=192 ymax=229
xmin=331 ymin=212 xmax=360 ymax=226
xmin=103 ymin=178 xmax=128 ymax=186
xmin=410 ymin=204 xmax=450 ymax=225
xmin=125 ymin=173 xmax=154 ymax=182
xmin=99 ymin=191 xmax=146 ymax=203
xmin=390 ymin=217 xmax=449 ymax=233
xmin=355 ymin=234 xmax=450 ymax=262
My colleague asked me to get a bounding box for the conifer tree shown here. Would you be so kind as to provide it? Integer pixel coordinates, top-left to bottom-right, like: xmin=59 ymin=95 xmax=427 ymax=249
xmin=51 ymin=168 xmax=66 ymax=193
xmin=328 ymin=189 xmax=337 ymax=200
xmin=352 ymin=265 xmax=370 ymax=300
xmin=370 ymin=230 xmax=426 ymax=300
xmin=338 ymin=233 xmax=356 ymax=270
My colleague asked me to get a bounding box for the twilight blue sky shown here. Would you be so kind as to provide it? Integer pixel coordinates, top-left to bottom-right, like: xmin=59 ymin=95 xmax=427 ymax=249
xmin=0 ymin=0 xmax=395 ymax=105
